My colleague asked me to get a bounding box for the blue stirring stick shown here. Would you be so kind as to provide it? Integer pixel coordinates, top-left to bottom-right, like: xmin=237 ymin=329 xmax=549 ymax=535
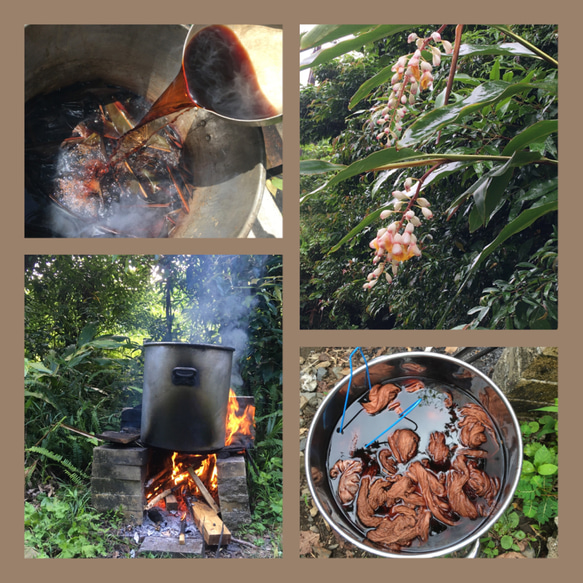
xmin=364 ymin=397 xmax=423 ymax=448
xmin=338 ymin=347 xmax=371 ymax=434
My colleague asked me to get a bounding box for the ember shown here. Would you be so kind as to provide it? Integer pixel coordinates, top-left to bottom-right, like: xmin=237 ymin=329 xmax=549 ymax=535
xmin=327 ymin=379 xmax=504 ymax=552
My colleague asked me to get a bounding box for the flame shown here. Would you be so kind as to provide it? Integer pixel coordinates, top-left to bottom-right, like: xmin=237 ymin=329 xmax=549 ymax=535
xmin=225 ymin=388 xmax=255 ymax=446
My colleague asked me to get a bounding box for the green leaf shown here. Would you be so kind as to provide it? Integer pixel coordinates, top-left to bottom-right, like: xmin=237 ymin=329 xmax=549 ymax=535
xmin=502 ymin=120 xmax=558 ymax=156
xmin=300 ymin=25 xmax=376 ymax=51
xmin=400 ymin=81 xmax=537 ymax=147
xmin=536 ymin=497 xmax=558 ymax=524
xmin=500 ymin=535 xmax=514 ymax=550
xmin=300 ymin=159 xmax=346 ymax=175
xmin=330 ymin=208 xmax=385 ymax=253
xmin=458 ymin=42 xmax=539 ymax=59
xmin=521 ymin=460 xmax=536 ymax=474
xmin=78 ymin=323 xmax=98 ymax=347
xmin=300 ymin=25 xmax=412 ymax=69
xmin=537 ymin=463 xmax=558 ymax=476
xmin=349 ymin=65 xmax=394 ymax=109
xmin=534 ymin=445 xmax=554 ymax=467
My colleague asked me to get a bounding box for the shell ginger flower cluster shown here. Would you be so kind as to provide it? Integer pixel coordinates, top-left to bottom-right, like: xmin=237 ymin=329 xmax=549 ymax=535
xmin=364 ymin=177 xmax=433 ymax=289
xmin=371 ymin=30 xmax=453 ymax=147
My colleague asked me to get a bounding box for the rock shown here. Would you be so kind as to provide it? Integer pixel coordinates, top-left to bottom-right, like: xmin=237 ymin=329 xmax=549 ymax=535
xmin=547 ymin=516 xmax=559 ymax=558
xmin=492 ymin=347 xmax=558 ymax=413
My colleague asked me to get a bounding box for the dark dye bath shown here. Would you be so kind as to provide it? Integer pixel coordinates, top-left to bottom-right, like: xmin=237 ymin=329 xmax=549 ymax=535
xmin=326 ymin=378 xmax=506 ymax=554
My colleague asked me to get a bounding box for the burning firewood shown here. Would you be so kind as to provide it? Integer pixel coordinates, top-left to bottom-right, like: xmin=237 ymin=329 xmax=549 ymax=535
xmin=145 ymin=487 xmax=176 ymax=510
xmin=187 ymin=466 xmax=220 ymax=514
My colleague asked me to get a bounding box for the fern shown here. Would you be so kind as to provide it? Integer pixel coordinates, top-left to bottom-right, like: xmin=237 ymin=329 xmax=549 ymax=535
xmin=26 ymin=446 xmax=89 ymax=484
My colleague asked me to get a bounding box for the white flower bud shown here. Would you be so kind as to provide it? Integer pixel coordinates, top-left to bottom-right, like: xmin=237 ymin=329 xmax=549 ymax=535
xmin=417 ymin=197 xmax=430 ymax=207
xmin=405 ymin=222 xmax=415 ymax=233
xmin=407 ymin=33 xmax=419 ymax=43
xmin=385 ymin=272 xmax=393 ymax=284
xmin=431 ymin=32 xmax=441 ymax=42
xmin=441 ymin=40 xmax=453 ymax=54
xmin=380 ymin=210 xmax=392 ymax=220
xmin=421 ymin=207 xmax=434 ymax=219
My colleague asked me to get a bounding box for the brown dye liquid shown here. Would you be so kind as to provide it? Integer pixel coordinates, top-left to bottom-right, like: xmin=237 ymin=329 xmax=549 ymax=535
xmin=25 ymin=81 xmax=192 ymax=238
xmin=112 ymin=25 xmax=277 ymax=164
xmin=327 ymin=379 xmax=505 ymax=553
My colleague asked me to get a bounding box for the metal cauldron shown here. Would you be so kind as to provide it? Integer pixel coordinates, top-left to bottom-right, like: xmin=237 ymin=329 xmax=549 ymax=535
xmin=305 ymin=351 xmax=522 ymax=558
xmin=25 ymin=24 xmax=268 ymax=237
xmin=141 ymin=342 xmax=235 ymax=453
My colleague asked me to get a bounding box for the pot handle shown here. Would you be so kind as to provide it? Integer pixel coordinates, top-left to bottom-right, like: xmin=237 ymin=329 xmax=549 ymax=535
xmin=172 ymin=366 xmax=199 ymax=386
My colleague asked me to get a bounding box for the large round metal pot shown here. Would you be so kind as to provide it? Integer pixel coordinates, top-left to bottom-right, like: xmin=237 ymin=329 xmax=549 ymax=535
xmin=141 ymin=342 xmax=235 ymax=453
xmin=25 ymin=24 xmax=266 ymax=237
xmin=305 ymin=351 xmax=522 ymax=558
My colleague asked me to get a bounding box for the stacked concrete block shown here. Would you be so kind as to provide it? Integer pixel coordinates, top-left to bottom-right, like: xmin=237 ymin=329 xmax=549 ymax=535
xmin=216 ymin=455 xmax=252 ymax=529
xmin=91 ymin=444 xmax=148 ymax=524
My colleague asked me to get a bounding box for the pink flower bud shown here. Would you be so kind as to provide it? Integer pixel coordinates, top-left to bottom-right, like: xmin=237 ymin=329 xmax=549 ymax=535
xmin=407 ymin=33 xmax=419 ymax=43
xmin=404 ymin=177 xmax=414 ymax=190
xmin=421 ymin=207 xmax=433 ymax=219
xmin=421 ymin=61 xmax=433 ymax=72
xmin=405 ymin=210 xmax=415 ymax=220
xmin=410 ymin=244 xmax=422 ymax=257
xmin=441 ymin=40 xmax=453 ymax=54
xmin=431 ymin=32 xmax=442 ymax=42
xmin=405 ymin=222 xmax=415 ymax=233
xmin=392 ymin=243 xmax=402 ymax=256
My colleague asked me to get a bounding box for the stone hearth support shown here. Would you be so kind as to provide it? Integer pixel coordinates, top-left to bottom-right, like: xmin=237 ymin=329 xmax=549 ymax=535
xmin=91 ymin=444 xmax=148 ymax=524
xmin=216 ymin=455 xmax=252 ymax=529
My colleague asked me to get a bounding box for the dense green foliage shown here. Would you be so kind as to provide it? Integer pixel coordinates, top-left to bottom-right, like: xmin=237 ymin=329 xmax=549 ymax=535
xmin=481 ymin=401 xmax=558 ymax=557
xmin=300 ymin=25 xmax=557 ymax=329
xmin=25 ymin=254 xmax=282 ymax=556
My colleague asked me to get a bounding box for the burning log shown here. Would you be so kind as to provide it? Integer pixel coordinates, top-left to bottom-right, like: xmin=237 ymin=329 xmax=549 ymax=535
xmin=145 ymin=486 xmax=176 ymax=510
xmin=187 ymin=466 xmax=220 ymax=514
xmin=191 ymin=501 xmax=232 ymax=546
xmin=165 ymin=494 xmax=179 ymax=511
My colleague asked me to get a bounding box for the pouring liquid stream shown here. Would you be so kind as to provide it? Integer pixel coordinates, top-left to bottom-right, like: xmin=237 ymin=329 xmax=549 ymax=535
xmin=108 ymin=25 xmax=278 ymax=167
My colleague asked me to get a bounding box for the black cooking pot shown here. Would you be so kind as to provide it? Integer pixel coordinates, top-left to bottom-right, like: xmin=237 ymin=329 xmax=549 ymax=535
xmin=141 ymin=341 xmax=235 ymax=453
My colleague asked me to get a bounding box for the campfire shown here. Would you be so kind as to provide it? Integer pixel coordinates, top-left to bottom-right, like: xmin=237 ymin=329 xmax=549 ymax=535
xmin=91 ymin=388 xmax=256 ymax=554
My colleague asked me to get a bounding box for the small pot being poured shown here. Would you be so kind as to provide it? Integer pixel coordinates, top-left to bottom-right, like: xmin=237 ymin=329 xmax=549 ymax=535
xmin=305 ymin=352 xmax=522 ymax=558
xmin=182 ymin=24 xmax=283 ymax=126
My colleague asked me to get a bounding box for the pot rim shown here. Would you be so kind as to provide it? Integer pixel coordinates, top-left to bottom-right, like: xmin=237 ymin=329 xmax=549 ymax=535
xmin=143 ymin=341 xmax=235 ymax=352
xmin=305 ymin=350 xmax=523 ymax=559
